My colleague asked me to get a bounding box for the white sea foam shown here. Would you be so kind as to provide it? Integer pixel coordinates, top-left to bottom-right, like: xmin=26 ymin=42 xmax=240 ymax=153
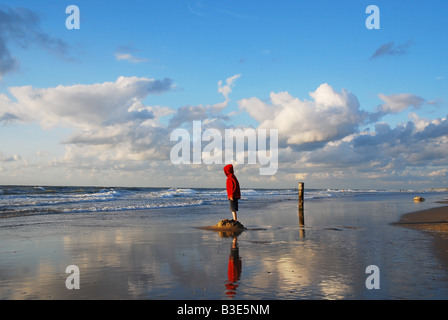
xmin=0 ymin=185 xmax=432 ymax=218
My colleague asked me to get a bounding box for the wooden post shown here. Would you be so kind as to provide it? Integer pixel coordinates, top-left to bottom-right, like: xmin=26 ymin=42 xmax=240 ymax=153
xmin=298 ymin=205 xmax=305 ymax=226
xmin=298 ymin=182 xmax=304 ymax=209
xmin=298 ymin=182 xmax=305 ymax=237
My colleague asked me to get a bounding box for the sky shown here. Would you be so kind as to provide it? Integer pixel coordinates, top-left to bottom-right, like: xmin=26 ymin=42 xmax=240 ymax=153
xmin=0 ymin=0 xmax=447 ymax=189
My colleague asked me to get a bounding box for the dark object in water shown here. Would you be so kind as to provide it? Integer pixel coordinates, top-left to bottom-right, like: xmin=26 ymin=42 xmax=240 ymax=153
xmin=198 ymin=219 xmax=246 ymax=238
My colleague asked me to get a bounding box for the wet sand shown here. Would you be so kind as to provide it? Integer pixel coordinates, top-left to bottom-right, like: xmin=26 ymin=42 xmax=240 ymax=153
xmin=395 ymin=201 xmax=448 ymax=232
xmin=2 ymin=193 xmax=448 ymax=299
xmin=394 ymin=201 xmax=448 ymax=272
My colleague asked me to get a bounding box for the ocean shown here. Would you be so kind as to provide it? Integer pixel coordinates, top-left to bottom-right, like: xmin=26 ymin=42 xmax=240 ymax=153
xmin=0 ymin=185 xmax=294 ymax=218
xmin=0 ymin=185 xmax=440 ymax=219
xmin=1 ymin=185 xmax=448 ymax=300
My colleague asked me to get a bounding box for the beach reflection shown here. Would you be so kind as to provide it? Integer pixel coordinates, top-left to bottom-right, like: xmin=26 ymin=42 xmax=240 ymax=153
xmin=2 ymin=194 xmax=448 ymax=300
xmin=298 ymin=205 xmax=305 ymax=238
xmin=225 ymin=237 xmax=242 ymax=298
xmin=213 ymin=229 xmax=244 ymax=298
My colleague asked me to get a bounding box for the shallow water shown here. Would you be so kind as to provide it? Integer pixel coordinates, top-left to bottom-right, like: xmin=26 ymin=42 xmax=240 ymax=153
xmin=0 ymin=191 xmax=447 ymax=299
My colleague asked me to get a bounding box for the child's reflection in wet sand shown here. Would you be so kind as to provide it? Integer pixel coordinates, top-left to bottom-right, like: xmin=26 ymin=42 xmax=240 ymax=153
xmin=219 ymin=231 xmax=242 ymax=298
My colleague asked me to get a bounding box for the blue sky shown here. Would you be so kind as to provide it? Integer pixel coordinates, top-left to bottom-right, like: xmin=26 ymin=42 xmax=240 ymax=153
xmin=0 ymin=0 xmax=447 ymax=189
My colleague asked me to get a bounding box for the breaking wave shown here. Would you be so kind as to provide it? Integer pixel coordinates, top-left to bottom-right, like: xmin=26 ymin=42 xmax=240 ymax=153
xmin=0 ymin=185 xmax=428 ymax=218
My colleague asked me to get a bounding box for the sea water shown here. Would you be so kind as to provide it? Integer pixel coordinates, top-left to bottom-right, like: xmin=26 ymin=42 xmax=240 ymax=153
xmin=1 ymin=185 xmax=440 ymax=217
xmin=0 ymin=186 xmax=447 ymax=299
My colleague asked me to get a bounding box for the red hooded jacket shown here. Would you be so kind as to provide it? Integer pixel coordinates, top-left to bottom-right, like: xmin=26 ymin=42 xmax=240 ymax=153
xmin=224 ymin=164 xmax=241 ymax=200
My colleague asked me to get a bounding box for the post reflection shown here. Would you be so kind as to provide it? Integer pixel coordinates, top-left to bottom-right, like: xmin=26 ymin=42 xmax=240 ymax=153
xmin=298 ymin=204 xmax=305 ymax=238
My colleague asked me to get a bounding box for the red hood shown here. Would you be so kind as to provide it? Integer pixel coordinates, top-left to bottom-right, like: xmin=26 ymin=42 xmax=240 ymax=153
xmin=223 ymin=164 xmax=234 ymax=176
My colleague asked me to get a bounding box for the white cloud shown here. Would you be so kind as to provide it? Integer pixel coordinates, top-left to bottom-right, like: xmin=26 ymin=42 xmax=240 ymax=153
xmin=235 ymin=83 xmax=448 ymax=188
xmin=343 ymin=116 xmax=448 ymax=171
xmin=115 ymin=53 xmax=148 ymax=63
xmin=0 ymin=75 xmax=243 ymax=172
xmin=168 ymin=74 xmax=241 ymax=129
xmin=376 ymin=93 xmax=426 ymax=114
xmin=0 ymin=76 xmax=176 ymax=164
xmin=218 ymin=74 xmax=241 ymax=102
xmin=1 ymin=75 xmax=447 ymax=188
xmin=0 ymin=151 xmax=21 ymax=162
xmin=428 ymin=169 xmax=447 ymax=177
xmin=114 ymin=44 xmax=149 ymax=63
xmin=4 ymin=76 xmax=174 ymax=129
xmin=239 ymin=83 xmax=366 ymax=149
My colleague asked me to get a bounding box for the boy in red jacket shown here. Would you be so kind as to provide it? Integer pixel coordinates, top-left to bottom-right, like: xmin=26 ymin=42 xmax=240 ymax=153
xmin=223 ymin=164 xmax=241 ymax=221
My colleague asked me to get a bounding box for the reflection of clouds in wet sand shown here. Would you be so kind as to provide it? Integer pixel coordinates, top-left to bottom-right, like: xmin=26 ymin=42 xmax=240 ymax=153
xmin=1 ymin=225 xmax=162 ymax=299
xmin=246 ymin=253 xmax=353 ymax=299
xmin=242 ymin=248 xmax=316 ymax=298
xmin=240 ymin=227 xmax=359 ymax=299
xmin=196 ymin=214 xmax=356 ymax=299
xmin=3 ymin=195 xmax=448 ymax=299
xmin=6 ymin=261 xmax=59 ymax=299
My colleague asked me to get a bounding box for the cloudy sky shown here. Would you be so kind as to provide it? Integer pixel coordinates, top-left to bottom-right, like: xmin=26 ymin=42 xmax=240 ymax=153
xmin=0 ymin=0 xmax=447 ymax=189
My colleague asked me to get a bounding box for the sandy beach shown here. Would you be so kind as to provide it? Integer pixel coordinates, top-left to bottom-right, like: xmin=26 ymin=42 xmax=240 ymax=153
xmin=394 ymin=201 xmax=448 ymax=233
xmin=1 ymin=188 xmax=448 ymax=300
xmin=394 ymin=201 xmax=448 ymax=273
